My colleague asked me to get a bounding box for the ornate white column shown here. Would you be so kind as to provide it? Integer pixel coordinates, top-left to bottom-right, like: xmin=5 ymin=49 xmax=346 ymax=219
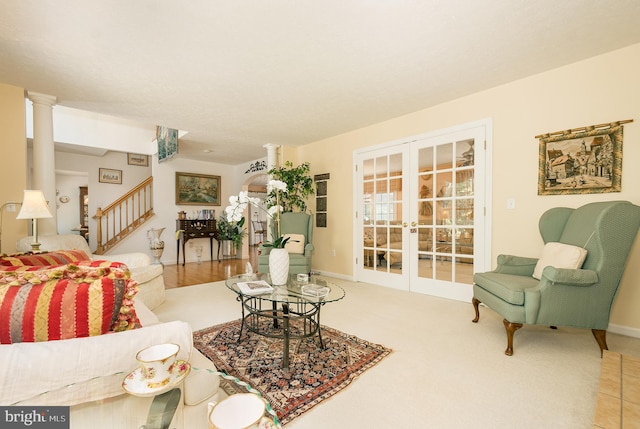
xmin=27 ymin=91 xmax=58 ymax=235
xmin=262 ymin=143 xmax=280 ymax=171
xmin=262 ymin=143 xmax=281 ymax=242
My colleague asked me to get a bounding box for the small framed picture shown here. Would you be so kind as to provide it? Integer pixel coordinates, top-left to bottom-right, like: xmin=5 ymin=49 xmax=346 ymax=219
xmin=99 ymin=168 xmax=122 ymax=184
xmin=127 ymin=153 xmax=149 ymax=166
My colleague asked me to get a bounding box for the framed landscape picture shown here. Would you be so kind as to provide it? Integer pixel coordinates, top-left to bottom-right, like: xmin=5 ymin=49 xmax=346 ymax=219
xmin=175 ymin=172 xmax=221 ymax=205
xmin=99 ymin=168 xmax=122 ymax=184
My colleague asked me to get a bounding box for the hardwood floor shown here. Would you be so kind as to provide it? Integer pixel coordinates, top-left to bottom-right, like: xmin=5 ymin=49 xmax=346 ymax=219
xmin=162 ymin=246 xmax=259 ymax=288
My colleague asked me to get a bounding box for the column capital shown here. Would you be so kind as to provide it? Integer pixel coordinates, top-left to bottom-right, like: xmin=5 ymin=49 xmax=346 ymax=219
xmin=262 ymin=143 xmax=280 ymax=150
xmin=262 ymin=144 xmax=280 ymax=171
xmin=27 ymin=91 xmax=57 ymax=106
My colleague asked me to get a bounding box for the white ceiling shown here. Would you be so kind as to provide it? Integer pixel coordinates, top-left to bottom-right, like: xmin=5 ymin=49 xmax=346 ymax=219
xmin=2 ymin=1 xmax=640 ymax=165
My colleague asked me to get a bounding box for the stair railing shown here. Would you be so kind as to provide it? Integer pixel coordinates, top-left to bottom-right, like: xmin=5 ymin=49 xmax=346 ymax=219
xmin=93 ymin=177 xmax=154 ymax=254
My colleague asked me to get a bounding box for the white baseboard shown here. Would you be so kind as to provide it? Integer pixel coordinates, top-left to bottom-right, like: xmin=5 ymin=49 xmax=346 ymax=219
xmin=608 ymin=323 xmax=640 ymax=339
xmin=312 ymin=270 xmax=354 ymax=281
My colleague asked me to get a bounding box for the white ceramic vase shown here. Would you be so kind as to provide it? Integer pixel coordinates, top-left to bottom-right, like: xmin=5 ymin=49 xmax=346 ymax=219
xmin=269 ymin=248 xmax=290 ymax=285
xmin=147 ymin=227 xmax=166 ymax=265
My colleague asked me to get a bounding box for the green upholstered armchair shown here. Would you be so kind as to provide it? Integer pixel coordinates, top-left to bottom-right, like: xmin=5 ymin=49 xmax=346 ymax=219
xmin=257 ymin=212 xmax=314 ymax=275
xmin=472 ymin=201 xmax=640 ymax=356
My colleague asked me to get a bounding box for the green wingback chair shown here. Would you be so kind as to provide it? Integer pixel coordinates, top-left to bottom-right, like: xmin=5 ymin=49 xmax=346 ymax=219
xmin=472 ymin=201 xmax=640 ymax=356
xmin=257 ymin=212 xmax=314 ymax=275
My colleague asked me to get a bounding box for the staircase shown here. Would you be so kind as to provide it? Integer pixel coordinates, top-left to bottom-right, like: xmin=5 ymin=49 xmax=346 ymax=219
xmin=93 ymin=177 xmax=154 ymax=254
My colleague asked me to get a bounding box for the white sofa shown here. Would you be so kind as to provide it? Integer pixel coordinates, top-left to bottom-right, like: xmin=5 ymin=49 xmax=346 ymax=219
xmin=0 ymin=299 xmax=221 ymax=428
xmin=0 ymin=286 xmax=220 ymax=429
xmin=16 ymin=234 xmax=167 ymax=310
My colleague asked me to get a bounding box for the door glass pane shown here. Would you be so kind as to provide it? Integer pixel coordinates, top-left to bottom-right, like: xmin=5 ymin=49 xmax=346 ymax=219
xmin=363 ymin=158 xmax=374 ymax=178
xmin=375 ymin=156 xmax=388 ymax=178
xmin=417 ymin=139 xmax=475 ymax=283
xmin=435 ymin=143 xmax=453 ymax=165
xmin=376 ymin=178 xmax=388 ymax=194
xmin=363 ymin=226 xmax=375 ymax=270
xmin=455 ymin=257 xmax=474 ymax=284
xmin=435 ymin=258 xmax=453 ymax=281
xmin=458 ymin=139 xmax=475 ymax=167
xmin=389 ymin=153 xmax=402 ymax=176
xmin=457 ymin=199 xmax=474 ymax=225
xmin=418 ymin=228 xmax=433 ymax=252
xmin=457 ymin=169 xmax=474 ymax=196
xmin=360 ymin=151 xmax=405 ymax=274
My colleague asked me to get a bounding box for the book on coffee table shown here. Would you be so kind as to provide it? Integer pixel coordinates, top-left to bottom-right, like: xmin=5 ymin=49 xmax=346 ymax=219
xmin=237 ymin=280 xmax=274 ymax=296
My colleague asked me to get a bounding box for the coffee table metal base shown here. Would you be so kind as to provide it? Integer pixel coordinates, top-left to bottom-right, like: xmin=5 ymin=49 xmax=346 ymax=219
xmin=236 ymin=296 xmax=325 ymax=369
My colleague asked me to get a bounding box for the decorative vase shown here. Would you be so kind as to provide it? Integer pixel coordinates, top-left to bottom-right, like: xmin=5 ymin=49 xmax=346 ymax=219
xmin=269 ymin=248 xmax=289 ymax=285
xmin=147 ymin=227 xmax=166 ymax=265
xmin=221 ymin=240 xmax=237 ymax=257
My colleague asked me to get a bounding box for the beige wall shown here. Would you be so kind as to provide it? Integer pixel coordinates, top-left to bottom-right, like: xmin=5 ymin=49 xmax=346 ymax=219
xmin=2 ymin=43 xmax=639 ymax=330
xmin=297 ymin=43 xmax=640 ymax=331
xmin=0 ymin=83 xmax=28 ymax=254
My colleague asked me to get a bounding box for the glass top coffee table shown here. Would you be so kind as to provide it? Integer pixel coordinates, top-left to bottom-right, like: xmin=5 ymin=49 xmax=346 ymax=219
xmin=225 ymin=273 xmax=345 ymax=369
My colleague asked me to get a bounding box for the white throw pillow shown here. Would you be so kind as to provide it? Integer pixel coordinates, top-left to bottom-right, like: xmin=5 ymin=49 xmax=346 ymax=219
xmin=532 ymin=242 xmax=588 ymax=280
xmin=284 ymin=233 xmax=305 ymax=254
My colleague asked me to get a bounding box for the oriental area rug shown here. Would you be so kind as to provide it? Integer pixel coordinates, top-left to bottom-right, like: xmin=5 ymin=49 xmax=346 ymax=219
xmin=193 ymin=318 xmax=392 ymax=425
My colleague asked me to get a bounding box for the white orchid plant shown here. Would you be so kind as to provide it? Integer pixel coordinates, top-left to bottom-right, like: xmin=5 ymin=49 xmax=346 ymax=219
xmin=224 ymin=179 xmax=292 ymax=248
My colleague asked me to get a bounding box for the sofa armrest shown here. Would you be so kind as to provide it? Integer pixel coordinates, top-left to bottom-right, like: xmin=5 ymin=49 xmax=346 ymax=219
xmin=0 ymin=321 xmax=193 ymax=406
xmin=95 ymin=252 xmax=152 ymax=269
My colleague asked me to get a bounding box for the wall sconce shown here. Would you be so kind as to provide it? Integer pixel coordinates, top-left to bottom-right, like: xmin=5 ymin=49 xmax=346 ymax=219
xmin=16 ymin=190 xmax=53 ymax=252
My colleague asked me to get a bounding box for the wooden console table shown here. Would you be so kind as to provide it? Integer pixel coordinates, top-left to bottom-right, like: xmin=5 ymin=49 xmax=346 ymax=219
xmin=176 ymin=219 xmax=220 ymax=266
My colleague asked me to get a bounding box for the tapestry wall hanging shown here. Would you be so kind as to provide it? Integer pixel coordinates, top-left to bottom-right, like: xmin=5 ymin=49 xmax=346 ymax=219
xmin=157 ymin=126 xmax=178 ymax=163
xmin=537 ymin=119 xmax=632 ymax=195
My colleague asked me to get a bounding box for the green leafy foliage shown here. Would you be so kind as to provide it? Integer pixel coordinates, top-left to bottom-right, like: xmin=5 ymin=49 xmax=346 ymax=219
xmin=217 ymin=215 xmax=247 ymax=247
xmin=266 ymin=161 xmax=315 ymax=212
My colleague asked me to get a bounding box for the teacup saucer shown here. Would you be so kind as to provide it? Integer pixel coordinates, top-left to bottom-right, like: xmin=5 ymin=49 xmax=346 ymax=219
xmin=122 ymin=359 xmax=191 ymax=397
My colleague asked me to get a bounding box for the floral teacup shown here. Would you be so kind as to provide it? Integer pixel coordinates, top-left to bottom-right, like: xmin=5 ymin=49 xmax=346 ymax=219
xmin=136 ymin=343 xmax=179 ymax=389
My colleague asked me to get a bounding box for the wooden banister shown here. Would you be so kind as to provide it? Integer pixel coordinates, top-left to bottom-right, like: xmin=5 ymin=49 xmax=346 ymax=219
xmin=93 ymin=176 xmax=154 ymax=254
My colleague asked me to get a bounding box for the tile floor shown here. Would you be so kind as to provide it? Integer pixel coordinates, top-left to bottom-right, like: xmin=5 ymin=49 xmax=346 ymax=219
xmin=594 ymin=350 xmax=640 ymax=428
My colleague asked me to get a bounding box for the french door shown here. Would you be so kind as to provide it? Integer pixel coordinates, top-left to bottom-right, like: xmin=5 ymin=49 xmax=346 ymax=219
xmin=355 ymin=121 xmax=490 ymax=302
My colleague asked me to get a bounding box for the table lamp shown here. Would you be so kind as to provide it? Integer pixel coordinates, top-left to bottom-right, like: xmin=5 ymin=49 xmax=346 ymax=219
xmin=16 ymin=190 xmax=53 ymax=251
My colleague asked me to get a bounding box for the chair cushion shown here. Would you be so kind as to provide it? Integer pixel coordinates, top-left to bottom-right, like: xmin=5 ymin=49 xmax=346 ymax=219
xmin=284 ymin=234 xmax=305 ymax=254
xmin=532 ymin=242 xmax=588 ymax=280
xmin=473 ymin=272 xmax=539 ymax=305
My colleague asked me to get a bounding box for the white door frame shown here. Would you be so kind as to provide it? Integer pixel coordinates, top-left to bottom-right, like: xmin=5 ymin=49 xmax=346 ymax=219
xmin=352 ymin=118 xmax=493 ymax=300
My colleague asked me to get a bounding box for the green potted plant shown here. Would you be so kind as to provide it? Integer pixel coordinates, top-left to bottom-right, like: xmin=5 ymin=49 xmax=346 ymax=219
xmin=266 ymin=161 xmax=315 ymax=212
xmin=217 ymin=215 xmax=247 ymax=257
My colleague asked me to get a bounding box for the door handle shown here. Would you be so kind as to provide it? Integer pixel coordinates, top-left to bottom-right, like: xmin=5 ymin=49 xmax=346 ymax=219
xmin=411 ymin=221 xmax=417 ymax=227
xmin=403 ymin=222 xmax=408 ymax=227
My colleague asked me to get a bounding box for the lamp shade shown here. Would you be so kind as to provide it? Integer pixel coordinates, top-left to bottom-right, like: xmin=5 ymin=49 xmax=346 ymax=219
xmin=16 ymin=190 xmax=53 ymax=219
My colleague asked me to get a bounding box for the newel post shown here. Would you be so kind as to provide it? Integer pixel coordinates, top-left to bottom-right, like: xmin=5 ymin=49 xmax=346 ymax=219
xmin=94 ymin=207 xmax=104 ymax=254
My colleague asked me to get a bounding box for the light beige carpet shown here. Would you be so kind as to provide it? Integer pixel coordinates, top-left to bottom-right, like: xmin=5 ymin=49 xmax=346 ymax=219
xmin=153 ymin=277 xmax=640 ymax=428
